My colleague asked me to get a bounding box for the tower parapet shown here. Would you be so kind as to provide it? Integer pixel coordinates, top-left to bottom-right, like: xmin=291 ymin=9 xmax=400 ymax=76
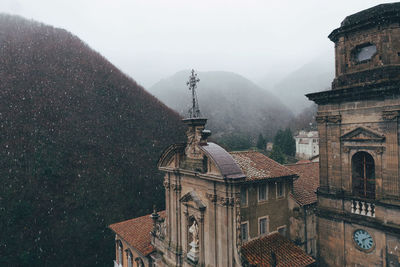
xmin=328 ymin=2 xmax=400 ymax=90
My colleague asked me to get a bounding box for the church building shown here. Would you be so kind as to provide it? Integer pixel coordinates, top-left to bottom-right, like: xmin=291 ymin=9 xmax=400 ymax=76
xmin=307 ymin=3 xmax=400 ymax=266
xmin=109 ymin=71 xmax=315 ymax=267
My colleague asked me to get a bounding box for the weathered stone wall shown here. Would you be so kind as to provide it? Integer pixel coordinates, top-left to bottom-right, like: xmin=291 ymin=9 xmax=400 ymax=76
xmin=334 ymin=22 xmax=400 ymax=84
xmin=288 ymin=198 xmax=317 ymax=258
xmin=315 ymin=94 xmax=400 ymax=266
xmin=317 ymin=95 xmax=400 ymax=198
xmin=318 ymin=215 xmax=396 ymax=267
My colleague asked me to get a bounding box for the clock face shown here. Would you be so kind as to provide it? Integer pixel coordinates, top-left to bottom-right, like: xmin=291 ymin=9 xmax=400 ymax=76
xmin=353 ymin=229 xmax=374 ymax=251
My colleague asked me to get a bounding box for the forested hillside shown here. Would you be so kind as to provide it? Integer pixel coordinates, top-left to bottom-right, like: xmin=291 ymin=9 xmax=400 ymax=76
xmin=0 ymin=14 xmax=186 ymax=266
xmin=149 ymin=71 xmax=293 ymax=142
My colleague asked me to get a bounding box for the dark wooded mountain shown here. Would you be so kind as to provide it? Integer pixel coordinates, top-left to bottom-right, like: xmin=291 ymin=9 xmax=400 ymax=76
xmin=149 ymin=71 xmax=293 ymax=141
xmin=260 ymin=54 xmax=334 ymax=114
xmin=0 ymin=14 xmax=186 ymax=266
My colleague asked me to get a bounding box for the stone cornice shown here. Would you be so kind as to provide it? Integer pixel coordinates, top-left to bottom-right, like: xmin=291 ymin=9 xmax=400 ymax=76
xmin=382 ymin=110 xmax=400 ymax=121
xmin=307 ymin=82 xmax=400 ymax=105
xmin=331 ymin=66 xmax=400 ymax=90
xmin=328 ymin=3 xmax=400 ymax=42
xmin=317 ymin=206 xmax=400 ymax=235
xmin=315 ymin=114 xmax=342 ymax=124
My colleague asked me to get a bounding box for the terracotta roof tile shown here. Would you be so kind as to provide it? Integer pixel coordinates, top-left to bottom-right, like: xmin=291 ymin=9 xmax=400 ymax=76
xmin=230 ymin=151 xmax=296 ymax=181
xmin=286 ymin=162 xmax=319 ymax=206
xmin=296 ymin=160 xmax=312 ymax=164
xmin=241 ymin=232 xmax=315 ymax=267
xmin=109 ymin=211 xmax=166 ymax=256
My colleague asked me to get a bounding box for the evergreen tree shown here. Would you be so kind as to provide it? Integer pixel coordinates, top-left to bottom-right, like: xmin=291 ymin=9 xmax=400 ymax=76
xmin=270 ymin=145 xmax=286 ymax=164
xmin=217 ymin=133 xmax=252 ymax=151
xmin=256 ymin=133 xmax=266 ymax=150
xmin=283 ymin=128 xmax=296 ymax=156
xmin=273 ymin=128 xmax=296 ymax=156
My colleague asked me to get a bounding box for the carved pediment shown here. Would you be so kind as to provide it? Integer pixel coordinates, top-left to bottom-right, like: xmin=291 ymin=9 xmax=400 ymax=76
xmin=340 ymin=127 xmax=385 ymax=142
xmin=180 ymin=191 xmax=206 ymax=211
xmin=158 ymin=143 xmax=185 ymax=169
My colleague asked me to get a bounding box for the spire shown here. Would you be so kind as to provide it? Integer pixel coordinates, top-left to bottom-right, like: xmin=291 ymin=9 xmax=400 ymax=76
xmin=187 ymin=69 xmax=201 ymax=118
xmin=182 ymin=70 xmax=211 ymax=158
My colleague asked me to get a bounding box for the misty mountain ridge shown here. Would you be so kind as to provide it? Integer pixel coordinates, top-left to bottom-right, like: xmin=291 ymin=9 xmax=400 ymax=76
xmin=259 ymin=52 xmax=334 ymax=114
xmin=0 ymin=14 xmax=186 ymax=266
xmin=149 ymin=70 xmax=294 ymax=141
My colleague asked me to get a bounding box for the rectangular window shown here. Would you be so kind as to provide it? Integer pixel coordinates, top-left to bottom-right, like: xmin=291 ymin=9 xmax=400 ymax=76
xmin=276 ymin=182 xmax=284 ymax=198
xmin=259 ymin=217 xmax=268 ymax=236
xmin=240 ymin=187 xmax=247 ymax=206
xmin=241 ymin=223 xmax=248 ymax=242
xmin=258 ymin=184 xmax=267 ymax=201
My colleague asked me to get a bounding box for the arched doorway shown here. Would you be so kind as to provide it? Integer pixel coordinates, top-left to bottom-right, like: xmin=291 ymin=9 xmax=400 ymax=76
xmin=352 ymin=151 xmax=375 ymax=199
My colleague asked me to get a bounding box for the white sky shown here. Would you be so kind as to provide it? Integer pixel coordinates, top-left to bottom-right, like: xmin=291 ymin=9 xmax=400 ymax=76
xmin=1 ymin=0 xmax=397 ymax=88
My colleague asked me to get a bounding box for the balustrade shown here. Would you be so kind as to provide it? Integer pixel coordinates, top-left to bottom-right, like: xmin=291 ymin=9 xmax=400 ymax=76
xmin=351 ymin=200 xmax=375 ymax=217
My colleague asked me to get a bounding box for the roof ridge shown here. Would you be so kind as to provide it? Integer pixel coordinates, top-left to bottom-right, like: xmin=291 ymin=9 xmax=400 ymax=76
xmin=229 ymin=150 xmax=258 ymax=154
xmin=285 ymin=162 xmax=316 ymax=166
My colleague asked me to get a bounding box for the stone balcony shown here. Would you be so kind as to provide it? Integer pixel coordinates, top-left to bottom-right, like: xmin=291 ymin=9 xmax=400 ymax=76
xmin=351 ymin=199 xmax=375 ymax=217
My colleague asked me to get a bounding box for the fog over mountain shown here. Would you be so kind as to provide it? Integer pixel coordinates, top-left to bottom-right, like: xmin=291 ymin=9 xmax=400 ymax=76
xmin=2 ymin=0 xmax=390 ymax=88
xmin=149 ymin=71 xmax=294 ymax=141
xmin=260 ymin=53 xmax=335 ymax=114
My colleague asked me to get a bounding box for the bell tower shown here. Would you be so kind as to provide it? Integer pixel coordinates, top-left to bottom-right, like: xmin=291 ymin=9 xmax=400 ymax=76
xmin=307 ymin=3 xmax=400 ymax=266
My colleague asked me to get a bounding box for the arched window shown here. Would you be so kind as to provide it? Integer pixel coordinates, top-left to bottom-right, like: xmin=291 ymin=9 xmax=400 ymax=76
xmin=117 ymin=240 xmax=123 ymax=265
xmin=126 ymin=249 xmax=133 ymax=267
xmin=352 ymin=152 xmax=375 ymax=199
xmin=135 ymin=257 xmax=144 ymax=267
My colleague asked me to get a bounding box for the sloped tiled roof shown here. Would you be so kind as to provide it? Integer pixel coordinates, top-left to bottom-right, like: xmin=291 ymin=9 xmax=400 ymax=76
xmin=286 ymin=162 xmax=319 ymax=206
xmin=230 ymin=151 xmax=296 ymax=181
xmin=296 ymin=159 xmax=312 ymax=164
xmin=241 ymin=232 xmax=315 ymax=267
xmin=109 ymin=211 xmax=166 ymax=256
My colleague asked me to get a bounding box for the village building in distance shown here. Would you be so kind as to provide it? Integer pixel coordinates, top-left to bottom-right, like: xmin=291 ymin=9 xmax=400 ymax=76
xmin=294 ymin=131 xmax=319 ymax=160
xmin=109 ymin=3 xmax=400 ymax=266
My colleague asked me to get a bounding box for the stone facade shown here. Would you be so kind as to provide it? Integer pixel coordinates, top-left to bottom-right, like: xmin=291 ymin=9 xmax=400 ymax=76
xmin=153 ymin=118 xmax=301 ymax=266
xmin=307 ymin=3 xmax=400 ymax=266
xmin=155 ymin=118 xmax=244 ymax=267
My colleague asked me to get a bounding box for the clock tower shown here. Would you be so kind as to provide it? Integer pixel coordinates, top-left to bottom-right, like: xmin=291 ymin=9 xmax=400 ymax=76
xmin=307 ymin=3 xmax=400 ymax=266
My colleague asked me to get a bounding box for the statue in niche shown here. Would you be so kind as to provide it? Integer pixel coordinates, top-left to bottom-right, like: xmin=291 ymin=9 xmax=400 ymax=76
xmin=189 ymin=220 xmax=199 ymax=245
xmin=187 ymin=219 xmax=200 ymax=262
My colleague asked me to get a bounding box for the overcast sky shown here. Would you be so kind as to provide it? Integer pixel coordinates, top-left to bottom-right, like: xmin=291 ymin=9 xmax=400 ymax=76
xmin=1 ymin=0 xmax=397 ymax=88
